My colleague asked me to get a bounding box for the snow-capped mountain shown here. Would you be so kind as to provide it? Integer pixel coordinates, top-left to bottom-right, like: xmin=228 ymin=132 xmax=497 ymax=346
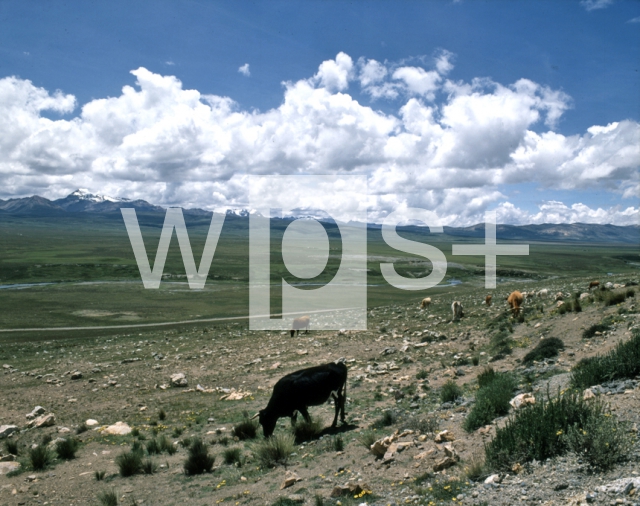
xmin=68 ymin=188 xmax=129 ymax=203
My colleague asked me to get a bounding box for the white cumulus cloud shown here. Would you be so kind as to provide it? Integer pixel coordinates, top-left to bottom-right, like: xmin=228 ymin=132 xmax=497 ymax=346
xmin=238 ymin=63 xmax=250 ymax=76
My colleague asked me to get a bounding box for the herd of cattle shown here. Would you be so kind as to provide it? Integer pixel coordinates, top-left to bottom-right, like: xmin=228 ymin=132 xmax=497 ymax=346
xmin=256 ymin=279 xmax=621 ymax=438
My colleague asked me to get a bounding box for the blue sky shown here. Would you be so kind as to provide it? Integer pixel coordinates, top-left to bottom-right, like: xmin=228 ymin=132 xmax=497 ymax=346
xmin=0 ymin=0 xmax=638 ymax=225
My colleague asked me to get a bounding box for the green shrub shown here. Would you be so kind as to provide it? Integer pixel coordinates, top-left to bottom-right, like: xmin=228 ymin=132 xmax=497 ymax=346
xmin=179 ymin=437 xmax=193 ymax=449
xmin=55 ymin=438 xmax=79 ymax=460
xmin=484 ymin=390 xmax=617 ymax=471
xmin=4 ymin=439 xmax=18 ymax=456
xmin=183 ymin=438 xmax=215 ymax=475
xmin=141 ymin=458 xmax=158 ymax=475
xmin=605 ymin=291 xmax=626 ymax=306
xmin=130 ymin=428 xmax=140 ymax=437
xmin=29 ymin=445 xmax=53 ymax=471
xmin=522 ymin=337 xmax=564 ymax=364
xmin=564 ymin=413 xmax=634 ymax=471
xmin=222 ymin=447 xmax=243 ymax=466
xmin=94 ymin=470 xmax=106 ymax=481
xmin=440 ymin=380 xmax=463 ymax=403
xmin=158 ymin=408 xmax=166 ymax=421
xmin=172 ymin=426 xmax=184 ymax=437
xmin=416 ymin=369 xmax=429 ymax=380
xmin=626 ymin=288 xmax=635 ymax=298
xmin=97 ymin=490 xmax=118 ymax=506
xmin=403 ymin=415 xmax=439 ymax=435
xmin=253 ymin=433 xmax=294 ymax=468
xmin=372 ymin=410 xmax=397 ymax=429
xmin=232 ymin=418 xmax=259 ymax=441
xmin=477 ymin=367 xmax=497 ymax=388
xmin=472 ymin=356 xmax=480 ymax=366
xmin=331 ymin=435 xmax=344 ymax=452
xmin=463 ymin=372 xmax=516 ymax=432
xmin=115 ymin=450 xmax=143 ymax=477
xmin=557 ymin=303 xmax=568 ymax=315
xmin=571 ymin=299 xmax=582 ymax=313
xmin=571 ymin=331 xmax=640 ymax=389
xmin=291 ymin=417 xmax=323 ymax=443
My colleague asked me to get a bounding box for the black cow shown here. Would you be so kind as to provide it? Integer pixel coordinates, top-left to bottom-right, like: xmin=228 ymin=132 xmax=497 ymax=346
xmin=254 ymin=361 xmax=347 ymax=437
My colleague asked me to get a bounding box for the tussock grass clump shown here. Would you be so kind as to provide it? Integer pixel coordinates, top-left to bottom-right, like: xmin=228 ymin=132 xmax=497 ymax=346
xmin=141 ymin=458 xmax=158 ymax=475
xmin=222 ymin=447 xmax=243 ymax=466
xmin=291 ymin=417 xmax=323 ymax=443
xmin=472 ymin=356 xmax=480 ymax=366
xmin=571 ymin=331 xmax=640 ymax=389
xmin=183 ymin=438 xmax=215 ymax=475
xmin=158 ymin=435 xmax=176 ymax=455
xmin=484 ymin=390 xmax=629 ymax=472
xmin=55 ymin=438 xmax=79 ymax=460
xmin=172 ymin=426 xmax=184 ymax=438
xmin=463 ymin=452 xmax=486 ymax=482
xmin=232 ymin=417 xmax=259 ymax=441
xmin=97 ymin=490 xmax=118 ymax=506
xmin=372 ymin=410 xmax=397 ymax=429
xmin=75 ymin=423 xmax=89 ymax=435
xmin=115 ymin=450 xmax=143 ymax=477
xmin=463 ymin=371 xmax=516 ymax=432
xmin=158 ymin=408 xmax=166 ymax=421
xmin=626 ymin=288 xmax=635 ymax=298
xmin=358 ymin=431 xmax=378 ymax=449
xmin=582 ymin=321 xmax=612 ymax=339
xmin=29 ymin=445 xmax=53 ymax=471
xmin=253 ymin=433 xmax=294 ymax=468
xmin=145 ymin=439 xmax=160 ymax=455
xmin=522 ymin=337 xmax=564 ymax=364
xmin=605 ymin=291 xmax=626 ymax=306
xmin=179 ymin=437 xmax=193 ymax=449
xmin=477 ymin=367 xmax=497 ymax=388
xmin=4 ymin=439 xmax=18 ymax=456
xmin=440 ymin=380 xmax=463 ymax=403
xmin=94 ymin=470 xmax=106 ymax=481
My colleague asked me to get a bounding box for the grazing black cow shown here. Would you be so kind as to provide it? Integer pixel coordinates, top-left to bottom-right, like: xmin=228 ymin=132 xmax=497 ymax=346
xmin=253 ymin=361 xmax=347 ymax=437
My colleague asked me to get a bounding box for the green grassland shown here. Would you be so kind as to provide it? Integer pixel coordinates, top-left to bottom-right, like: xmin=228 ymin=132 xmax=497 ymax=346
xmin=0 ymin=212 xmax=638 ymax=333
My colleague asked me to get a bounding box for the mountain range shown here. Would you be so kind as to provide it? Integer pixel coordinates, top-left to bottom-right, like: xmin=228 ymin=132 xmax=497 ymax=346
xmin=0 ymin=189 xmax=638 ymax=244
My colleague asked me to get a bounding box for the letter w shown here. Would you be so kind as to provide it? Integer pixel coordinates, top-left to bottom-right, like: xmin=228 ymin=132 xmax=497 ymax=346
xmin=121 ymin=208 xmax=225 ymax=289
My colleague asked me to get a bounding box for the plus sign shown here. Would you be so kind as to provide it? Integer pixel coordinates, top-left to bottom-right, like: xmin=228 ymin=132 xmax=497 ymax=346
xmin=452 ymin=211 xmax=529 ymax=289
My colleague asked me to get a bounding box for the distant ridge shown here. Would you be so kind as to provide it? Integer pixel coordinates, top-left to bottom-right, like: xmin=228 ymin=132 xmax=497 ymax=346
xmin=0 ymin=190 xmax=638 ymax=244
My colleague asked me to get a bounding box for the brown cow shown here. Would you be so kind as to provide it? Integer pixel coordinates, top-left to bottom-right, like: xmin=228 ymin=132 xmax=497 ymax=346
xmin=588 ymin=280 xmax=600 ymax=290
xmin=507 ymin=290 xmax=524 ymax=317
xmin=290 ymin=315 xmax=310 ymax=337
xmin=485 ymin=295 xmax=492 ymax=307
xmin=420 ymin=297 xmax=432 ymax=309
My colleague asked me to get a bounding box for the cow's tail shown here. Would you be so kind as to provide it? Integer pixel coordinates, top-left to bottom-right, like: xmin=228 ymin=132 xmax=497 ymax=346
xmin=342 ymin=368 xmax=347 ymax=420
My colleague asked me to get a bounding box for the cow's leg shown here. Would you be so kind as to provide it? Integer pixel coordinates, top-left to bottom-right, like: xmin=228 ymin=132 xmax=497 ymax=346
xmin=291 ymin=410 xmax=298 ymax=426
xmin=299 ymin=407 xmax=311 ymax=423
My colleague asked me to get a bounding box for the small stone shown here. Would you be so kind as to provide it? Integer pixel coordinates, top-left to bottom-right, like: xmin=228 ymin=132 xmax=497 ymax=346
xmin=280 ymin=470 xmax=302 ymax=489
xmin=0 ymin=461 xmax=21 ymax=474
xmin=484 ymin=474 xmax=501 ymax=484
xmin=70 ymin=371 xmax=83 ymax=380
xmin=85 ymin=419 xmax=99 ymax=427
xmin=29 ymin=413 xmax=56 ymax=428
xmin=26 ymin=406 xmax=46 ymax=420
xmin=433 ymin=456 xmax=457 ymax=471
xmin=434 ymin=430 xmax=455 ymax=443
xmin=509 ymin=393 xmax=536 ymax=409
xmin=0 ymin=425 xmax=19 ymax=439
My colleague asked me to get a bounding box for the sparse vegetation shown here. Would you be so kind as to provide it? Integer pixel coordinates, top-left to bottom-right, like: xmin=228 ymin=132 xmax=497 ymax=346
xmin=463 ymin=452 xmax=486 ymax=481
xmin=253 ymin=433 xmax=294 ymax=468
xmin=372 ymin=410 xmax=397 ymax=429
xmin=522 ymin=337 xmax=564 ymax=364
xmin=358 ymin=431 xmax=377 ymax=449
xmin=115 ymin=450 xmax=143 ymax=477
xmin=75 ymin=423 xmax=89 ymax=435
xmin=4 ymin=439 xmax=18 ymax=456
xmin=95 ymin=470 xmax=106 ymax=481
xmin=141 ymin=458 xmax=158 ymax=475
xmin=222 ymin=447 xmax=243 ymax=466
xmin=29 ymin=445 xmax=53 ymax=471
xmin=571 ymin=330 xmax=640 ymax=389
xmin=232 ymin=415 xmax=259 ymax=441
xmin=158 ymin=408 xmax=166 ymax=421
xmin=463 ymin=371 xmax=516 ymax=432
xmin=416 ymin=369 xmax=429 ymax=380
xmin=484 ymin=390 xmax=630 ymax=472
xmin=55 ymin=437 xmax=79 ymax=460
xmin=291 ymin=417 xmax=323 ymax=443
xmin=183 ymin=438 xmax=215 ymax=475
xmin=440 ymin=379 xmax=463 ymax=403
xmin=403 ymin=415 xmax=439 ymax=435
xmin=97 ymin=490 xmax=118 ymax=506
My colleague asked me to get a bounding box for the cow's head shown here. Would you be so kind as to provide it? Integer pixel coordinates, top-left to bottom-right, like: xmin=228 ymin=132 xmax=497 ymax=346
xmin=257 ymin=409 xmax=277 ymax=438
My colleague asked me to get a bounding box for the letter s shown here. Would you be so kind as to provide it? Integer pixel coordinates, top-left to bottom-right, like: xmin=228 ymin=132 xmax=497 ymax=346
xmin=380 ymin=208 xmax=447 ymax=290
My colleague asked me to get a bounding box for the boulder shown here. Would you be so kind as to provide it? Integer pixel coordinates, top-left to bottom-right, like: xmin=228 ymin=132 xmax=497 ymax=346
xmin=85 ymin=419 xmax=99 ymax=427
xmin=70 ymin=371 xmax=83 ymax=380
xmin=509 ymin=393 xmax=536 ymax=409
xmin=26 ymin=406 xmax=45 ymax=420
xmin=330 ymin=483 xmax=370 ymax=497
xmin=28 ymin=413 xmax=56 ymax=428
xmin=485 ymin=474 xmax=501 ymax=484
xmin=0 ymin=425 xmax=19 ymax=439
xmin=103 ymin=421 xmax=131 ymax=435
xmin=434 ymin=430 xmax=455 ymax=443
xmin=170 ymin=373 xmax=188 ymax=387
xmin=433 ymin=456 xmax=457 ymax=471
xmin=280 ymin=470 xmax=302 ymax=490
xmin=0 ymin=461 xmax=21 ymax=475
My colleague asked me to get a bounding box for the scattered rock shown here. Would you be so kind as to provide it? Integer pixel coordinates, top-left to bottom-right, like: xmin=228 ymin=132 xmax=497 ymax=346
xmin=26 ymin=406 xmax=45 ymax=420
xmin=0 ymin=461 xmax=21 ymax=474
xmin=0 ymin=454 xmax=15 ymax=462
xmin=433 ymin=456 xmax=457 ymax=471
xmin=85 ymin=419 xmax=99 ymax=427
xmin=28 ymin=413 xmax=56 ymax=428
xmin=484 ymin=474 xmax=501 ymax=484
xmin=583 ymin=388 xmax=596 ymax=400
xmin=434 ymin=430 xmax=455 ymax=443
xmin=509 ymin=393 xmax=536 ymax=409
xmin=330 ymin=482 xmax=370 ymax=497
xmin=70 ymin=371 xmax=83 ymax=380
xmin=102 ymin=421 xmax=132 ymax=435
xmin=280 ymin=470 xmax=302 ymax=489
xmin=170 ymin=373 xmax=188 ymax=387
xmin=596 ymin=477 xmax=640 ymax=495
xmin=0 ymin=425 xmax=19 ymax=439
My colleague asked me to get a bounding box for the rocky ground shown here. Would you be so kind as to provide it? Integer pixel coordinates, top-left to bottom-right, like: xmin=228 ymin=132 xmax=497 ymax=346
xmin=0 ymin=274 xmax=639 ymax=506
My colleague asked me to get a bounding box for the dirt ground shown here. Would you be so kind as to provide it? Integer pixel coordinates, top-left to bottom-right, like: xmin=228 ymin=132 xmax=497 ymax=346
xmin=1 ymin=274 xmax=639 ymax=506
